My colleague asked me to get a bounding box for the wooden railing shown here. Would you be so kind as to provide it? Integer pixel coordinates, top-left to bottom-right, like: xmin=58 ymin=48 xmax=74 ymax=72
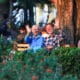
xmin=14 ymin=42 xmax=30 ymax=51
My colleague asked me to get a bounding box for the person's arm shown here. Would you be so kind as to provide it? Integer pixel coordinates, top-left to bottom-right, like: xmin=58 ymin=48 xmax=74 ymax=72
xmin=24 ymin=26 xmax=32 ymax=43
xmin=46 ymin=45 xmax=54 ymax=50
xmin=78 ymin=40 xmax=80 ymax=48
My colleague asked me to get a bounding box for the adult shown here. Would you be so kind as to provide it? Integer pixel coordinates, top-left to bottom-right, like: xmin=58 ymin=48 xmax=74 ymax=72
xmin=0 ymin=14 xmax=12 ymax=44
xmin=25 ymin=25 xmax=44 ymax=52
xmin=17 ymin=24 xmax=25 ymax=43
xmin=41 ymin=26 xmax=49 ymax=38
xmin=44 ymin=23 xmax=62 ymax=50
xmin=0 ymin=14 xmax=9 ymax=36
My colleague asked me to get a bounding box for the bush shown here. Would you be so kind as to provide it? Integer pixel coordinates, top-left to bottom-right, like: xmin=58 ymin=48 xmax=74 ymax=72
xmin=0 ymin=35 xmax=13 ymax=62
xmin=52 ymin=47 xmax=80 ymax=78
xmin=0 ymin=47 xmax=80 ymax=80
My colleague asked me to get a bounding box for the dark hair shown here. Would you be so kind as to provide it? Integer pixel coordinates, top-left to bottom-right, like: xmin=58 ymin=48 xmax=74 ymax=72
xmin=3 ymin=14 xmax=8 ymax=19
xmin=46 ymin=23 xmax=54 ymax=27
xmin=19 ymin=24 xmax=25 ymax=30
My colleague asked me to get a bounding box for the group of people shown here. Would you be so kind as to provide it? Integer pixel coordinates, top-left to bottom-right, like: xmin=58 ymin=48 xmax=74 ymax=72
xmin=16 ymin=22 xmax=63 ymax=52
xmin=1 ymin=13 xmax=80 ymax=52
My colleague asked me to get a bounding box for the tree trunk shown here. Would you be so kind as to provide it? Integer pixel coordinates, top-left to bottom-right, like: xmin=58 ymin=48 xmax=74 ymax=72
xmin=72 ymin=0 xmax=77 ymax=45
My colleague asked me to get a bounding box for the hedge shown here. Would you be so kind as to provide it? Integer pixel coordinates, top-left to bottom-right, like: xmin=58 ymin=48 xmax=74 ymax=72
xmin=0 ymin=36 xmax=80 ymax=80
xmin=0 ymin=47 xmax=80 ymax=80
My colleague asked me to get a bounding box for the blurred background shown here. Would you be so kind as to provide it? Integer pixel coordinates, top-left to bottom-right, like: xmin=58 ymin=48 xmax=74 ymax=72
xmin=0 ymin=0 xmax=80 ymax=45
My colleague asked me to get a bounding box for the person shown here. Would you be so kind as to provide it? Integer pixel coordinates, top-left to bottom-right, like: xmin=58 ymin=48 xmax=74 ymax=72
xmin=0 ymin=14 xmax=9 ymax=36
xmin=16 ymin=24 xmax=25 ymax=43
xmin=41 ymin=26 xmax=49 ymax=38
xmin=0 ymin=14 xmax=12 ymax=44
xmin=13 ymin=25 xmax=26 ymax=50
xmin=44 ymin=23 xmax=62 ymax=50
xmin=78 ymin=40 xmax=80 ymax=48
xmin=25 ymin=25 xmax=44 ymax=52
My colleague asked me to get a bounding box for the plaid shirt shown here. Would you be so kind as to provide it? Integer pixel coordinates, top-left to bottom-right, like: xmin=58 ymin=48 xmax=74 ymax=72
xmin=44 ymin=34 xmax=62 ymax=48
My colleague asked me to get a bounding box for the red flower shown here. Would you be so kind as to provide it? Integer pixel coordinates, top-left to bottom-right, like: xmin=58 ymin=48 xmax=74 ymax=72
xmin=46 ymin=68 xmax=52 ymax=73
xmin=32 ymin=76 xmax=36 ymax=80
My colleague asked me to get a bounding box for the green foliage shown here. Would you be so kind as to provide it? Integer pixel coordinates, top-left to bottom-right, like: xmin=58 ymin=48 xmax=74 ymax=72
xmin=52 ymin=47 xmax=80 ymax=78
xmin=0 ymin=47 xmax=80 ymax=80
xmin=61 ymin=75 xmax=78 ymax=80
xmin=0 ymin=0 xmax=6 ymax=3
xmin=0 ymin=35 xmax=13 ymax=62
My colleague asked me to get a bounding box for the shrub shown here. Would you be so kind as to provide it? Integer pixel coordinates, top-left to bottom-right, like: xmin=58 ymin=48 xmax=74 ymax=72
xmin=0 ymin=35 xmax=13 ymax=62
xmin=0 ymin=47 xmax=80 ymax=80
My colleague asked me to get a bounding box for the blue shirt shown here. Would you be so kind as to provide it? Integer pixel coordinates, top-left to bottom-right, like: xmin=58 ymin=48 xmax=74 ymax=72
xmin=25 ymin=35 xmax=44 ymax=52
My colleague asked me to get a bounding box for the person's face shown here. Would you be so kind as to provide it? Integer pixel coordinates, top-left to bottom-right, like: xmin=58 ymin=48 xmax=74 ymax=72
xmin=19 ymin=29 xmax=25 ymax=34
xmin=46 ymin=24 xmax=54 ymax=34
xmin=32 ymin=26 xmax=39 ymax=36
